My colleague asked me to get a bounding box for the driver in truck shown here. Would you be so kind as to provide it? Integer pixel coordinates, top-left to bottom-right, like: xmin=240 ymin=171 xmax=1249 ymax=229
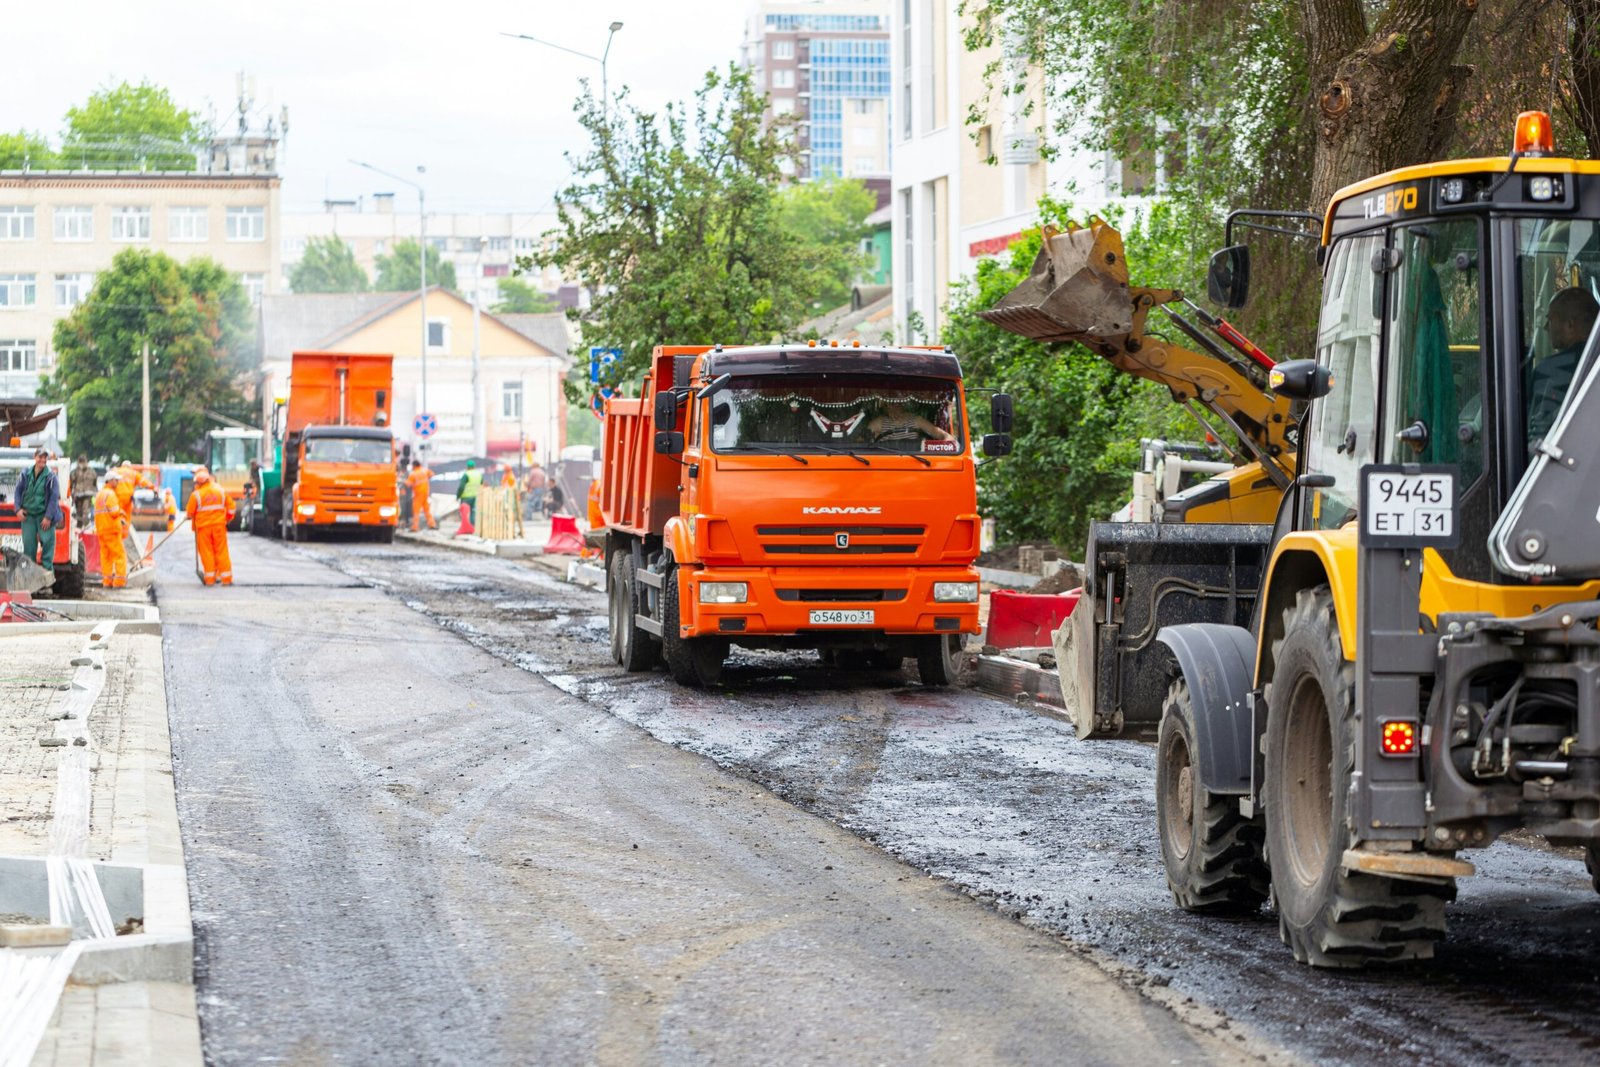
xmin=1527 ymin=286 xmax=1600 ymax=442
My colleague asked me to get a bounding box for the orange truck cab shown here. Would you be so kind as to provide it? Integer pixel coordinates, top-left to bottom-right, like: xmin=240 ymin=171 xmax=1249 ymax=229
xmin=266 ymin=351 xmax=399 ymax=542
xmin=601 ymin=343 xmax=1014 ymax=688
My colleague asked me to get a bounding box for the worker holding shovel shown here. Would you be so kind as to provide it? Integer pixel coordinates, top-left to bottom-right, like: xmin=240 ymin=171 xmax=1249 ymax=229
xmin=186 ymin=467 xmax=235 ymax=586
xmin=94 ymin=470 xmax=129 ymax=589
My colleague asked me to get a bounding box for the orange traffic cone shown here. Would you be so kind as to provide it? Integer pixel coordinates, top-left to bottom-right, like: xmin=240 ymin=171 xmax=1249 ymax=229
xmin=457 ymin=502 xmax=475 ymax=536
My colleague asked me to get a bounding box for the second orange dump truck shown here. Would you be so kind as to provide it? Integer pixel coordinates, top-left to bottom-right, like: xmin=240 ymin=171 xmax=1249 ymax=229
xmin=600 ymin=343 xmax=1013 ymax=687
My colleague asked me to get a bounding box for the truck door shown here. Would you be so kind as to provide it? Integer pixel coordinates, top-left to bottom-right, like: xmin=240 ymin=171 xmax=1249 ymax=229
xmin=1301 ymin=232 xmax=1385 ymax=531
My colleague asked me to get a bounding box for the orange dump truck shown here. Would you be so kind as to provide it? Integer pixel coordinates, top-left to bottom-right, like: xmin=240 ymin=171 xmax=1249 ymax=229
xmin=601 ymin=343 xmax=1014 ymax=687
xmin=265 ymin=351 xmax=399 ymax=542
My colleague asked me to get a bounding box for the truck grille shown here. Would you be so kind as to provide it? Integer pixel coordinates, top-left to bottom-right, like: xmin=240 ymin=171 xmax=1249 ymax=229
xmin=774 ymin=588 xmax=908 ymax=602
xmin=322 ymin=486 xmax=377 ymax=502
xmin=756 ymin=524 xmax=926 ymax=557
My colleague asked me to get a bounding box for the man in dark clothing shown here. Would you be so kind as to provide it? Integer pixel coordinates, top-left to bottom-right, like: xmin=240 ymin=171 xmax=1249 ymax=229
xmin=69 ymin=455 xmax=97 ymax=528
xmin=1528 ymin=287 xmax=1600 ymax=442
xmin=15 ymin=449 xmax=61 ymax=574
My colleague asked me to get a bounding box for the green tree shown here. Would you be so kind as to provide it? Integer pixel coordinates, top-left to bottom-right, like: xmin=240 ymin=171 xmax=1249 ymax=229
xmin=532 ymin=66 xmax=862 ymax=388
xmin=290 ymin=236 xmax=370 ymax=293
xmin=776 ymin=175 xmax=877 ymax=312
xmin=0 ymin=130 xmax=54 ymax=169
xmin=492 ymin=276 xmax=557 ymax=313
xmin=60 ymin=80 xmax=207 ymax=171
xmin=43 ymin=249 xmax=251 ymax=460
xmin=373 ymin=239 xmax=456 ymax=292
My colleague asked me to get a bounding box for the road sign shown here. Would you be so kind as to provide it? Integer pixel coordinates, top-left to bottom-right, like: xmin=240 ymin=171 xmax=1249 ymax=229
xmin=590 ymin=347 xmax=621 ymax=384
xmin=414 ymin=413 xmax=438 ymax=439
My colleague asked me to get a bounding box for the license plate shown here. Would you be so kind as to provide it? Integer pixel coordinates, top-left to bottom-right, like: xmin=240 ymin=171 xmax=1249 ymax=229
xmin=809 ymin=609 xmax=874 ymax=625
xmin=1360 ymin=465 xmax=1458 ymax=548
xmin=334 ymin=514 xmax=360 ymax=524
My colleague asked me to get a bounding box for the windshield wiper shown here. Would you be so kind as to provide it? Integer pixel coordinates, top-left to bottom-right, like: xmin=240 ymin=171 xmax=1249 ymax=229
xmin=810 ymin=444 xmax=871 ymax=466
xmin=737 ymin=443 xmax=809 ymax=465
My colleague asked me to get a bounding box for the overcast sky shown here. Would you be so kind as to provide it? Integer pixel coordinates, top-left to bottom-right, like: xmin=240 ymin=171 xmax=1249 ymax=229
xmin=3 ymin=0 xmax=756 ymax=214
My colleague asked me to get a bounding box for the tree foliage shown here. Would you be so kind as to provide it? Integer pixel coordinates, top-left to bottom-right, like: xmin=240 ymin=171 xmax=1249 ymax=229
xmin=0 ymin=130 xmax=54 ymax=169
xmin=531 ymin=66 xmax=867 ymax=389
xmin=290 ymin=236 xmax=370 ymax=294
xmin=776 ymin=175 xmax=877 ymax=312
xmin=374 ymin=238 xmax=456 ymax=292
xmin=493 ymin=276 xmax=557 ymax=313
xmin=60 ymin=81 xmax=207 ymax=170
xmin=42 ymin=250 xmax=252 ymax=460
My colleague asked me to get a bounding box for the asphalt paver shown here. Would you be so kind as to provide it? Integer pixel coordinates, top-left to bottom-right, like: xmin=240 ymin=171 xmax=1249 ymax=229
xmin=156 ymin=528 xmax=1245 ymax=1065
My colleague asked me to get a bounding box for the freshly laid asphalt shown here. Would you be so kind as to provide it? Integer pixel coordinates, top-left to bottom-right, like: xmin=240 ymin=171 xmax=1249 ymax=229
xmin=155 ymin=528 xmax=1244 ymax=1065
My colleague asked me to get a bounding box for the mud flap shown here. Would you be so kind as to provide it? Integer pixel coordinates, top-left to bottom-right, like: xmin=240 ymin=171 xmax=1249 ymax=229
xmin=1155 ymin=623 xmax=1258 ymax=795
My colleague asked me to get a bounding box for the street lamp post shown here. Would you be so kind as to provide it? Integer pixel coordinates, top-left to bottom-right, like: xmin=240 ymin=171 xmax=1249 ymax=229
xmin=351 ymin=159 xmax=429 ymax=439
xmin=500 ymin=21 xmax=624 ymax=112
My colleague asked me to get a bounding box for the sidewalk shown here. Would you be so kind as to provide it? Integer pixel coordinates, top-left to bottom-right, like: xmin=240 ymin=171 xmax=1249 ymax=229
xmin=0 ymin=614 xmax=201 ymax=1067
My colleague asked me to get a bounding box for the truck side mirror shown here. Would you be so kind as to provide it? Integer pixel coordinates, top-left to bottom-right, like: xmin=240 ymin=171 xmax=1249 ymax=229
xmin=1207 ymin=245 xmax=1250 ymax=309
xmin=1269 ymin=359 xmax=1334 ymax=401
xmin=981 ymin=433 xmax=1013 ymax=458
xmin=655 ymin=431 xmax=685 ymax=455
xmin=653 ymin=390 xmax=678 ymax=432
xmin=990 ymin=392 xmax=1014 ymax=434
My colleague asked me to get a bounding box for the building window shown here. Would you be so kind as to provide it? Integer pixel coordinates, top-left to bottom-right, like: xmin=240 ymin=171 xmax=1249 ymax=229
xmin=54 ymin=206 xmax=93 ymax=241
xmin=852 ymin=155 xmax=877 ymax=173
xmin=901 ymin=0 xmax=913 ymax=140
xmin=0 ymin=274 xmax=37 ymax=308
xmin=0 ymin=206 xmax=36 ymax=240
xmin=55 ymin=273 xmax=94 ymax=309
xmin=373 ymin=239 xmax=387 ymax=254
xmin=487 ymin=236 xmax=510 ymax=251
xmin=771 ymin=68 xmax=796 ymax=90
xmin=899 ymin=187 xmax=914 ymax=325
xmin=773 ymin=97 xmax=796 ymax=115
xmin=169 ymin=206 xmax=209 ymax=242
xmin=0 ymin=339 xmax=37 ymax=372
xmin=853 ymin=98 xmax=873 ymax=116
xmin=427 ymin=318 xmax=449 ymax=352
xmin=111 ymin=206 xmax=152 ymax=242
xmin=225 ymin=206 xmax=266 ymax=241
xmin=242 ymin=273 xmax=266 ymax=305
xmin=501 ymin=380 xmax=523 ymax=419
xmin=483 ymin=263 xmax=509 ymax=278
xmin=514 ymin=237 xmax=536 ymax=252
xmin=772 ymin=39 xmax=795 ymax=60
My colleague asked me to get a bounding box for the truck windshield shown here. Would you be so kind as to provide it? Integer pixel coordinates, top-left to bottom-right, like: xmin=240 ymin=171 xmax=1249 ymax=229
xmin=209 ymin=436 xmax=260 ymax=471
xmin=709 ymin=376 xmax=963 ymax=456
xmin=1517 ymin=218 xmax=1600 ymax=448
xmin=304 ymin=437 xmax=392 ymax=464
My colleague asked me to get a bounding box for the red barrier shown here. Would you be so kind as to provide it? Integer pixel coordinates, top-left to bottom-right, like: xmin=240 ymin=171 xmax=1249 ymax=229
xmin=81 ymin=531 xmax=102 ymax=579
xmin=985 ymin=588 xmax=1081 ymax=650
xmin=545 ymin=514 xmax=583 ymax=555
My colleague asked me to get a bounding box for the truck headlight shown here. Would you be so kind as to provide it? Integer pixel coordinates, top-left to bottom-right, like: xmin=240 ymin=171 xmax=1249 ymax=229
xmin=699 ymin=581 xmax=748 ymax=604
xmin=933 ymin=581 xmax=978 ymax=603
xmin=296 ymin=504 xmax=316 ymax=517
xmin=378 ymin=505 xmax=397 ymax=518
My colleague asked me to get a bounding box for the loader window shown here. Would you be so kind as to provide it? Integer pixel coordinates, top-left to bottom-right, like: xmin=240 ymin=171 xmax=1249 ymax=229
xmin=709 ymin=375 xmax=963 ymax=455
xmin=1304 ymin=233 xmax=1384 ymax=529
xmin=1517 ymin=218 xmax=1600 ymax=448
xmin=1383 ymin=220 xmax=1485 ymax=486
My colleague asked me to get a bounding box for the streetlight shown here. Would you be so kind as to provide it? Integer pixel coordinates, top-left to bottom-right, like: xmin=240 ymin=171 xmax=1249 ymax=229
xmin=500 ymin=21 xmax=624 ymax=111
xmin=351 ymin=159 xmax=429 ymax=431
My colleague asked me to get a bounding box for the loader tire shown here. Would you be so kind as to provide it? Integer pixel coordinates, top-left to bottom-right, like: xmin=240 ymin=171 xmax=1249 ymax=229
xmin=661 ymin=562 xmax=726 ymax=687
xmin=1156 ymin=677 xmax=1268 ymax=914
xmin=51 ymin=562 xmax=85 ymax=601
xmin=1264 ymin=585 xmax=1452 ymax=968
xmin=613 ymin=555 xmax=659 ymax=673
xmin=1585 ymin=844 xmax=1600 ymax=895
xmin=917 ymin=633 xmax=962 ymax=687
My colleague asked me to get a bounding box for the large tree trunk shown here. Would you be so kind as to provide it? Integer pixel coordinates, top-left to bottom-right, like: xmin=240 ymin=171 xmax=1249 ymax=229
xmin=1305 ymin=0 xmax=1481 ymax=210
xmin=1568 ymin=0 xmax=1600 ymax=158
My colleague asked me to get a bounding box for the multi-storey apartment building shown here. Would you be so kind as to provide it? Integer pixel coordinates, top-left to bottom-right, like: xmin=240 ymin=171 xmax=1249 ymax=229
xmin=742 ymin=0 xmax=892 ymax=182
xmin=280 ymin=201 xmax=571 ymax=312
xmin=0 ymin=133 xmax=283 ymax=398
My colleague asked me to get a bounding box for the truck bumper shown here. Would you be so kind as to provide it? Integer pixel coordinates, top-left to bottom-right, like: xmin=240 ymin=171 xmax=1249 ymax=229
xmin=683 ymin=566 xmax=981 ymax=639
xmin=293 ymin=502 xmax=400 ymax=526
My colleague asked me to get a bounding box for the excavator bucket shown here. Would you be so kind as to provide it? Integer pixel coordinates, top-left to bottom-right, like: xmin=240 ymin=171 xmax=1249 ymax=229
xmin=978 ymin=221 xmax=1151 ymax=345
xmin=2 ymin=546 xmax=56 ymax=595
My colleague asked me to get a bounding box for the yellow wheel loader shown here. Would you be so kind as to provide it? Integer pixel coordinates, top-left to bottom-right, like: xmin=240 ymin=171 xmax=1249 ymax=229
xmin=989 ymin=111 xmax=1600 ymax=967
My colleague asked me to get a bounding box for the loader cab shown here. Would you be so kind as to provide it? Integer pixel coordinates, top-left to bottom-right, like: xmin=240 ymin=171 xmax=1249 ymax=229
xmin=1293 ymin=131 xmax=1600 ymax=582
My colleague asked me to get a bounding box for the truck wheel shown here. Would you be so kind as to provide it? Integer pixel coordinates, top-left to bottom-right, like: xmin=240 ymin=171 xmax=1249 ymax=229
xmin=917 ymin=634 xmax=962 ymax=686
xmin=661 ymin=563 xmax=726 ymax=687
xmin=51 ymin=562 xmax=85 ymax=600
xmin=1585 ymin=844 xmax=1600 ymax=894
xmin=1156 ymin=677 xmax=1268 ymax=914
xmin=379 ymin=526 xmax=395 ymax=545
xmin=607 ymin=556 xmax=626 ymax=665
xmin=264 ymin=488 xmax=283 ymax=539
xmin=615 ymin=555 xmax=659 ymax=672
xmin=1264 ymin=585 xmax=1452 ymax=968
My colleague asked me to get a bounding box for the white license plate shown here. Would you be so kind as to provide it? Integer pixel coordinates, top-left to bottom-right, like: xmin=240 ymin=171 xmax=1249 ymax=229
xmin=809 ymin=609 xmax=874 ymax=626
xmin=1363 ymin=469 xmax=1454 ymax=542
xmin=334 ymin=514 xmax=360 ymax=524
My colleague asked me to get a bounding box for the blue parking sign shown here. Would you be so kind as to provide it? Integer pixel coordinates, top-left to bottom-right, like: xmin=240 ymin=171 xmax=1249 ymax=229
xmin=589 ymin=347 xmax=621 ymax=384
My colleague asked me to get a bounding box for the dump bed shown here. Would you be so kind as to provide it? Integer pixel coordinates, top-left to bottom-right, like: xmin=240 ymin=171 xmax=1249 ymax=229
xmin=287 ymin=351 xmax=393 ymax=432
xmin=600 ymin=348 xmax=703 ymax=537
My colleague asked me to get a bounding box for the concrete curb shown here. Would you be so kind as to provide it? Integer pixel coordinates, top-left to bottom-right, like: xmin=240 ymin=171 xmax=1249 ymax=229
xmin=397 ymin=529 xmax=584 ymax=576
xmin=567 ymin=560 xmax=607 ymax=590
xmin=0 ymin=602 xmax=160 ymax=638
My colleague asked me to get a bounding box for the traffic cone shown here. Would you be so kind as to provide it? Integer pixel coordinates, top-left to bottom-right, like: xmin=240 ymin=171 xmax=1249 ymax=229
xmin=457 ymin=502 xmax=475 ymax=536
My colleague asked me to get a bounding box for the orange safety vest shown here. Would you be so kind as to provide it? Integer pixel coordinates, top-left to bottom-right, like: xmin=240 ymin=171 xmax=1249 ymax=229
xmin=408 ymin=467 xmax=433 ymax=493
xmin=186 ymin=481 xmax=234 ymax=530
xmin=93 ymin=487 xmax=124 ymax=530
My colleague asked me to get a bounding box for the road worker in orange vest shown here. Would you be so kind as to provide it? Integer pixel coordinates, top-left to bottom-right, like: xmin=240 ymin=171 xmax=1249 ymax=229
xmin=95 ymin=471 xmax=130 ymax=589
xmin=407 ymin=459 xmax=437 ymax=531
xmin=114 ymin=462 xmax=141 ymax=516
xmin=186 ymin=466 xmax=235 ymax=586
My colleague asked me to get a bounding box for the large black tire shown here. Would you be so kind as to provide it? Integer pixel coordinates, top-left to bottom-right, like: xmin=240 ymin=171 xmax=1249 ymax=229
xmin=1264 ymin=585 xmax=1453 ymax=968
xmin=378 ymin=526 xmax=395 ymax=544
xmin=51 ymin=561 xmax=85 ymax=600
xmin=614 ymin=555 xmax=659 ymax=672
xmin=607 ymin=555 xmax=626 ymax=665
xmin=264 ymin=488 xmax=284 ymax=540
xmin=661 ymin=563 xmax=726 ymax=687
xmin=916 ymin=633 xmax=962 ymax=686
xmin=1585 ymin=844 xmax=1600 ymax=894
xmin=1156 ymin=678 xmax=1269 ymax=914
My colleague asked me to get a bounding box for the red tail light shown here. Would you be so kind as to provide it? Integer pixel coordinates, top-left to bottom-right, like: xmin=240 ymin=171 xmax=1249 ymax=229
xmin=1381 ymin=720 xmax=1418 ymax=757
